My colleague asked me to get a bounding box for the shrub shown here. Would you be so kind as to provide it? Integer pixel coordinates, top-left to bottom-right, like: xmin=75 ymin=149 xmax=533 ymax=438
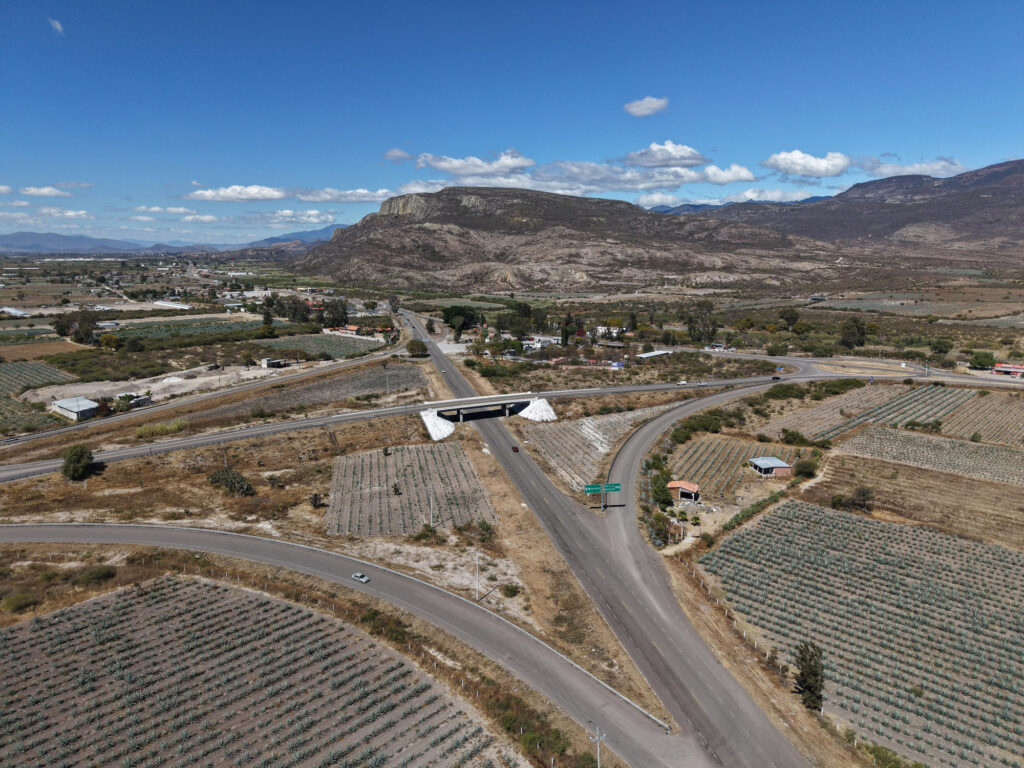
xmin=500 ymin=584 xmax=521 ymax=598
xmin=135 ymin=418 xmax=189 ymax=439
xmin=699 ymin=532 xmax=716 ymax=547
xmin=756 ymin=433 xmax=771 ymax=443
xmin=793 ymin=459 xmax=817 ymax=478
xmin=208 ymin=467 xmax=256 ymax=496
xmin=765 ymin=342 xmax=789 ymax=356
xmin=970 ymin=431 xmax=982 ymax=442
xmin=62 ymin=445 xmax=94 ymax=481
xmin=1 ymin=591 xmax=40 ymax=613
xmin=73 ymin=565 xmax=117 ymax=586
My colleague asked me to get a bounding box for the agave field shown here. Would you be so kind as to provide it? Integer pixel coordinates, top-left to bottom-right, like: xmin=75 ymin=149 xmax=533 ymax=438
xmin=326 ymin=442 xmax=497 ymax=537
xmin=0 ymin=361 xmax=76 ymax=434
xmin=259 ymin=334 xmax=381 ymax=359
xmin=811 ymin=294 xmax=1024 ymax=318
xmin=521 ymin=405 xmax=673 ymax=490
xmin=115 ymin=318 xmax=290 ymax=339
xmin=0 ymin=328 xmax=55 ymax=346
xmin=838 ymin=426 xmax=1024 ymax=486
xmin=816 ymin=385 xmax=976 ymax=441
xmin=759 ymin=385 xmax=908 ymax=440
xmin=667 ymin=435 xmax=799 ymax=499
xmin=0 ymin=576 xmax=518 ymax=768
xmin=701 ymin=501 xmax=1024 ymax=768
xmin=188 ymin=364 xmax=427 ymax=428
xmin=941 ymin=393 xmax=1024 ymax=446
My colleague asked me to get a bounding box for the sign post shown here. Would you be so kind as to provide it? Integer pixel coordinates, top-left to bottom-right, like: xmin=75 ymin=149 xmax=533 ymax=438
xmin=586 ymin=483 xmax=621 ymax=512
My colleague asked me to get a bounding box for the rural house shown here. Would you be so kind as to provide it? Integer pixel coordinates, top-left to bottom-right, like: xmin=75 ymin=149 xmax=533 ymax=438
xmin=49 ymin=397 xmax=99 ymax=422
xmin=749 ymin=456 xmax=793 ymax=477
xmin=667 ymin=480 xmax=700 ymax=502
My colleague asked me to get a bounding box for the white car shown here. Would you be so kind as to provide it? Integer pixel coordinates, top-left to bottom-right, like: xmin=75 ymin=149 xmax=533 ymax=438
xmin=352 ymin=572 xmax=370 ymax=584
xmin=677 ymin=380 xmax=687 ymax=385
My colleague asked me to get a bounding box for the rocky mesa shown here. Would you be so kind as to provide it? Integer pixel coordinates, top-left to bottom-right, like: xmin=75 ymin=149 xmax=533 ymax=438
xmin=296 ymin=187 xmax=846 ymax=291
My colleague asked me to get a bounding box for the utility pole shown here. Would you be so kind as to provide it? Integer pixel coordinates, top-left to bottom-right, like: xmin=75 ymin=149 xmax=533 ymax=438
xmin=429 ymin=490 xmax=434 ymax=529
xmin=589 ymin=723 xmax=606 ymax=768
xmin=475 ymin=551 xmax=480 ymax=600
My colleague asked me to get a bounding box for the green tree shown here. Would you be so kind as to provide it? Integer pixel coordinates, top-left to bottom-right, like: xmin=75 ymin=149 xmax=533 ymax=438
xmin=970 ymin=350 xmax=995 ymax=369
xmin=406 ymin=339 xmax=427 ymax=357
xmin=778 ymin=307 xmax=800 ymax=330
xmin=62 ymin=445 xmax=94 ymax=481
xmin=261 ymin=308 xmax=274 ymax=327
xmin=849 ymin=485 xmax=873 ymax=510
xmin=793 ymin=459 xmax=817 ymax=478
xmin=838 ymin=316 xmax=866 ymax=349
xmin=930 ymin=338 xmax=954 ymax=355
xmin=450 ymin=315 xmax=465 ymax=342
xmin=323 ymin=299 xmax=348 ymax=327
xmin=793 ymin=641 xmax=825 ymax=711
xmin=425 ymin=318 xmax=436 ymax=334
xmin=683 ymin=299 xmax=720 ymax=344
xmin=650 ymin=471 xmax=673 ymax=507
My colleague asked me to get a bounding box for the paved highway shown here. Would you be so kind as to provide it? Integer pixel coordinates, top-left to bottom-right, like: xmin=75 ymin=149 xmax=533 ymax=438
xmin=400 ymin=311 xmax=808 ymax=767
xmin=0 ymin=524 xmax=681 ymax=768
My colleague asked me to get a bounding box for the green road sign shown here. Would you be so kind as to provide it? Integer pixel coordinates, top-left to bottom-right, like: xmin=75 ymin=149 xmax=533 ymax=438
xmin=603 ymin=483 xmax=621 ymax=492
xmin=584 ymin=484 xmax=602 ymax=494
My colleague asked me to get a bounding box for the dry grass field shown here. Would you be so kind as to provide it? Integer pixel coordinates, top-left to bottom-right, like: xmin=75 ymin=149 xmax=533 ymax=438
xmin=0 ymin=576 xmax=522 ymax=767
xmin=804 ymin=454 xmax=1024 ymax=551
xmin=941 ymin=391 xmax=1024 ymax=446
xmin=0 ymin=339 xmax=80 ymax=361
xmin=757 ymin=384 xmax=908 ymax=440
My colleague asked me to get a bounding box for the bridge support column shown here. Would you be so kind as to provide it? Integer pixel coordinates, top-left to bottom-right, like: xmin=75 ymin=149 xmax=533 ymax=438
xmin=458 ymin=409 xmax=464 ymax=423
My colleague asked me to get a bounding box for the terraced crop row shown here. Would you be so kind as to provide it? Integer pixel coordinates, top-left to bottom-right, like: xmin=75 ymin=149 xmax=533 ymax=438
xmin=0 ymin=361 xmax=75 ymax=395
xmin=189 ymin=364 xmax=427 ymax=428
xmin=941 ymin=393 xmax=1024 ymax=446
xmin=0 ymin=576 xmax=516 ymax=767
xmin=115 ymin=318 xmax=289 ymax=338
xmin=325 ymin=442 xmax=496 ymax=537
xmin=759 ymin=385 xmax=907 ymax=441
xmin=839 ymin=425 xmax=1024 ymax=486
xmin=701 ymin=501 xmax=1024 ymax=768
xmin=667 ymin=435 xmax=798 ymax=499
xmin=818 ymin=385 xmax=975 ymax=440
xmin=521 ymin=405 xmax=674 ymax=490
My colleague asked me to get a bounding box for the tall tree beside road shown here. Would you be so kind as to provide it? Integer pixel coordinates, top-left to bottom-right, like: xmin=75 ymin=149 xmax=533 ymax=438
xmin=682 ymin=299 xmax=720 ymax=345
xmin=62 ymin=445 xmax=94 ymax=481
xmin=839 ymin=316 xmax=867 ymax=348
xmin=778 ymin=307 xmax=800 ymax=331
xmin=793 ymin=640 xmax=825 ymax=711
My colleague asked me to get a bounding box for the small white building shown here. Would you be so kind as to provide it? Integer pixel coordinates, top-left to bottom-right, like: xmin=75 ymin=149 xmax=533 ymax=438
xmin=749 ymin=457 xmax=793 ymax=477
xmin=50 ymin=397 xmax=99 ymax=422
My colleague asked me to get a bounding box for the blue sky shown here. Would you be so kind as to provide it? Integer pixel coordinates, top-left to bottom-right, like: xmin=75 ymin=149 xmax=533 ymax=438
xmin=1 ymin=0 xmax=1021 ymax=243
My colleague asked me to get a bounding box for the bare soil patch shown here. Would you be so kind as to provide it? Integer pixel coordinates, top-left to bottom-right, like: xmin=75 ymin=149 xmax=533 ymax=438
xmin=0 ymin=339 xmax=80 ymax=361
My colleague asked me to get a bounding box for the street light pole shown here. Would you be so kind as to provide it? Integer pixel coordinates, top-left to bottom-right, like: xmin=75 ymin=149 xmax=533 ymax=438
xmin=475 ymin=551 xmax=480 ymax=600
xmin=589 ymin=723 xmax=606 ymax=768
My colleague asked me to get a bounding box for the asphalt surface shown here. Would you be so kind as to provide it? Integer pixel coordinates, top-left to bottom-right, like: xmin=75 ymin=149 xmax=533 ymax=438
xmin=0 ymin=524 xmax=682 ymax=767
xmin=400 ymin=311 xmax=807 ymax=767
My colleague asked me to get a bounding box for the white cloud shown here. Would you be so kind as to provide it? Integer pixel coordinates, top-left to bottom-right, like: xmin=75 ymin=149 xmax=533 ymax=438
xmin=0 ymin=185 xmax=11 ymax=195
xmin=256 ymin=210 xmax=337 ymax=228
xmin=0 ymin=200 xmax=30 ymax=207
xmin=21 ymin=186 xmax=72 ymax=197
xmin=131 ymin=215 xmax=156 ymax=222
xmin=134 ymin=205 xmax=196 ymax=214
xmin=623 ymin=97 xmax=669 ymax=117
xmin=186 ymin=184 xmax=287 ymax=201
xmin=417 ymin=149 xmax=535 ymax=176
xmin=722 ymin=188 xmax=814 ymax=203
xmin=38 ymin=206 xmax=91 ymax=218
xmin=182 ymin=214 xmax=219 ymax=223
xmin=0 ymin=212 xmax=30 ymax=221
xmin=397 ymin=179 xmax=449 ymax=195
xmin=191 ymin=180 xmax=202 ymax=187
xmin=48 ymin=18 xmax=64 ymax=35
xmin=634 ymin=192 xmax=685 ymax=208
xmin=55 ymin=181 xmax=94 ymax=189
xmin=858 ymin=156 xmax=967 ymax=178
xmin=704 ymin=164 xmax=757 ymax=184
xmin=384 ymin=148 xmax=413 ymax=163
xmin=622 ymin=140 xmax=709 ymax=168
xmin=296 ymin=188 xmax=393 ymax=203
xmin=763 ymin=150 xmax=851 ymax=177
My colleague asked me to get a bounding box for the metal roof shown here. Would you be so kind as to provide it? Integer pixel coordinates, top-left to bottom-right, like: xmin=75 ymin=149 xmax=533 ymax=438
xmin=750 ymin=456 xmax=791 ymax=469
xmin=51 ymin=397 xmax=99 ymax=412
xmin=635 ymin=349 xmax=671 ymax=359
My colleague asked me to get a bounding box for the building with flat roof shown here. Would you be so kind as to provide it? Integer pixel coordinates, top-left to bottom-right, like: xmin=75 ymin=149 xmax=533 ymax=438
xmin=749 ymin=456 xmax=792 ymax=477
xmin=50 ymin=397 xmax=99 ymax=422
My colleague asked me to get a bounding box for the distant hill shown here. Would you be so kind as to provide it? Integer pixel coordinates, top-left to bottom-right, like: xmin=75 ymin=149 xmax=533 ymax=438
xmin=0 ymin=224 xmax=343 ymax=255
xmin=297 ymin=186 xmax=844 ymax=291
xmin=650 ymin=197 xmax=827 ymax=215
xmin=675 ymin=160 xmax=1024 ymax=250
